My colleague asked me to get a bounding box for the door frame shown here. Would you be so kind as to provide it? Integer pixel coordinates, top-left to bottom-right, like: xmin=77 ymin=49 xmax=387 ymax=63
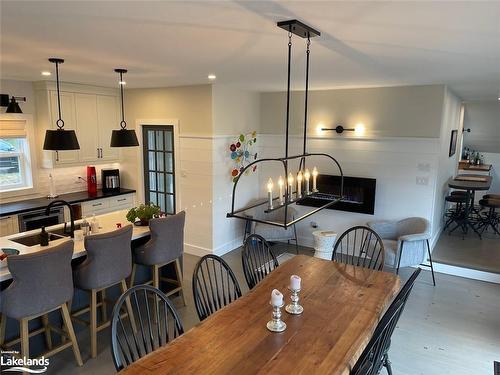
xmin=135 ymin=119 xmax=181 ymax=213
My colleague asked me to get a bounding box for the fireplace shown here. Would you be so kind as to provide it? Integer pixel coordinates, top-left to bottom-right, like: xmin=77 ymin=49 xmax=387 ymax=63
xmin=297 ymin=174 xmax=376 ymax=215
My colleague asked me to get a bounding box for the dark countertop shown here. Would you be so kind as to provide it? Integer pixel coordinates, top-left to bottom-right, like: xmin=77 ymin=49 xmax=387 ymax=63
xmin=0 ymin=188 xmax=136 ymax=217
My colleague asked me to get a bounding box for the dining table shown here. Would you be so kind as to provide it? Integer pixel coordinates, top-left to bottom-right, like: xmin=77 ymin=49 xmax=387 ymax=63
xmin=119 ymin=255 xmax=400 ymax=375
xmin=448 ymin=174 xmax=492 ymax=238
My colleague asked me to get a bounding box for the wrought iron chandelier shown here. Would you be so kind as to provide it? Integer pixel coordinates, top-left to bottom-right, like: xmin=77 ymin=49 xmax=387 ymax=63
xmin=227 ymin=20 xmax=344 ymax=228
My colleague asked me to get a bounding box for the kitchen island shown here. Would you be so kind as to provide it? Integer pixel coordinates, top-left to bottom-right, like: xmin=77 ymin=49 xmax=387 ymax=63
xmin=0 ymin=210 xmax=149 ymax=282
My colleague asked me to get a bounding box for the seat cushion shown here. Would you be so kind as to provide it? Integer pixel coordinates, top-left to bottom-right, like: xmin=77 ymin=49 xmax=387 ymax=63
xmin=382 ymin=239 xmax=398 ymax=267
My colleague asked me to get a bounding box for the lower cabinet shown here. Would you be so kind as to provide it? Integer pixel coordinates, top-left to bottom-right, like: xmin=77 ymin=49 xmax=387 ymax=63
xmin=0 ymin=215 xmax=19 ymax=236
xmin=80 ymin=193 xmax=135 ymax=218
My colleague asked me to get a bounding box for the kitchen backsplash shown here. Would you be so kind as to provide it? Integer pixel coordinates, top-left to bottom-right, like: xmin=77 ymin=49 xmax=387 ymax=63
xmin=1 ymin=163 xmax=122 ymax=204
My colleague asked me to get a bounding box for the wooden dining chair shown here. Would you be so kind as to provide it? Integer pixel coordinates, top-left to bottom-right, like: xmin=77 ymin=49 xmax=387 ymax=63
xmin=192 ymin=255 xmax=242 ymax=321
xmin=332 ymin=226 xmax=385 ymax=271
xmin=351 ymin=268 xmax=421 ymax=375
xmin=110 ymin=285 xmax=184 ymax=371
xmin=242 ymin=234 xmax=279 ymax=290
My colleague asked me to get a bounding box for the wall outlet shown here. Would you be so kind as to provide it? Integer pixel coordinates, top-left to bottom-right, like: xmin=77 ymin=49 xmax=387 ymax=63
xmin=416 ymin=176 xmax=429 ymax=186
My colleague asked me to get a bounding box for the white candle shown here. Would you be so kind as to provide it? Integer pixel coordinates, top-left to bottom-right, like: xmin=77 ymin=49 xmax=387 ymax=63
xmin=290 ymin=275 xmax=301 ymax=290
xmin=287 ymin=173 xmax=294 ymax=201
xmin=304 ymin=168 xmax=311 ymax=194
xmin=278 ymin=176 xmax=284 ymax=205
xmin=267 ymin=178 xmax=274 ymax=209
xmin=271 ymin=289 xmax=284 ymax=307
xmin=297 ymin=171 xmax=303 ymax=198
xmin=312 ymin=167 xmax=318 ymax=192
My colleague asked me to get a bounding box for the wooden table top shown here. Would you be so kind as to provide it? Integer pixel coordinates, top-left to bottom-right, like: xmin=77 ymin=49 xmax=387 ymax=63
xmin=448 ymin=174 xmax=492 ymax=191
xmin=119 ymin=255 xmax=400 ymax=375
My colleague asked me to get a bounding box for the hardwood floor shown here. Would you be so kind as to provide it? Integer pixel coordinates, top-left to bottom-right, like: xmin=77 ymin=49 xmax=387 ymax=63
xmin=40 ymin=246 xmax=500 ymax=375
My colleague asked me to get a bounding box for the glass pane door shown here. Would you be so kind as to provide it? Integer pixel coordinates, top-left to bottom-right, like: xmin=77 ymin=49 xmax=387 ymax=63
xmin=142 ymin=125 xmax=176 ymax=214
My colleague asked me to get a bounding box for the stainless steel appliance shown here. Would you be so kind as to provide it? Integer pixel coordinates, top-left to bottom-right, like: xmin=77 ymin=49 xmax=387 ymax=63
xmin=102 ymin=169 xmax=120 ymax=193
xmin=18 ymin=206 xmax=64 ymax=232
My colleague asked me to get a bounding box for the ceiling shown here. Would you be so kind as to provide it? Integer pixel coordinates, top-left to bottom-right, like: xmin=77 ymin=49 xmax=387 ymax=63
xmin=1 ymin=1 xmax=500 ymax=100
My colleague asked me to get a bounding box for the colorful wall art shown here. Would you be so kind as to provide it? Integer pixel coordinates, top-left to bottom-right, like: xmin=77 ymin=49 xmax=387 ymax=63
xmin=229 ymin=131 xmax=258 ymax=182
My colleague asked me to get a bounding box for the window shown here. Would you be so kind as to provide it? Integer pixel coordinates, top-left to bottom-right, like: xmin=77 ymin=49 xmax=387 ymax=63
xmin=0 ymin=137 xmax=33 ymax=192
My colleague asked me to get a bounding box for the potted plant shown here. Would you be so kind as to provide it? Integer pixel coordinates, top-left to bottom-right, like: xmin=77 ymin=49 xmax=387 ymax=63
xmin=126 ymin=203 xmax=161 ymax=226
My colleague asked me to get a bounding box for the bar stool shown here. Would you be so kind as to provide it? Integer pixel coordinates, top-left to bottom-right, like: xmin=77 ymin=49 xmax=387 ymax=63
xmin=72 ymin=225 xmax=135 ymax=358
xmin=478 ymin=198 xmax=500 ymax=235
xmin=0 ymin=241 xmax=83 ymax=367
xmin=129 ymin=211 xmax=186 ymax=305
xmin=444 ymin=194 xmax=467 ymax=232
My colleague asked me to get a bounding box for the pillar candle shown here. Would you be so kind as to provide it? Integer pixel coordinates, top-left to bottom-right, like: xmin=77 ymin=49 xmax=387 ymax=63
xmin=290 ymin=275 xmax=301 ymax=290
xmin=271 ymin=289 xmax=284 ymax=306
xmin=297 ymin=171 xmax=303 ymax=198
xmin=304 ymin=168 xmax=310 ymax=194
xmin=278 ymin=176 xmax=284 ymax=205
xmin=287 ymin=173 xmax=294 ymax=201
xmin=312 ymin=167 xmax=318 ymax=192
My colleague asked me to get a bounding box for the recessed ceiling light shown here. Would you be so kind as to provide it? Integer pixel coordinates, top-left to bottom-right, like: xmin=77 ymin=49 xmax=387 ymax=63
xmin=41 ymin=71 xmax=51 ymax=76
xmin=208 ymin=74 xmax=216 ymax=80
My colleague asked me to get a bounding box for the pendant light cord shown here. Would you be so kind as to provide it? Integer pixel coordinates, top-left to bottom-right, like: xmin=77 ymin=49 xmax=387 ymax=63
xmin=54 ymin=61 xmax=64 ymax=129
xmin=300 ymin=36 xmax=311 ymax=171
xmin=285 ymin=31 xmax=292 ymax=160
xmin=119 ymin=71 xmax=127 ymax=129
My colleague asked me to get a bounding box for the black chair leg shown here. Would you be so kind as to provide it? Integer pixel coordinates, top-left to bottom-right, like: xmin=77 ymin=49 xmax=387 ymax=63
xmin=384 ymin=353 xmax=393 ymax=375
xmin=426 ymin=239 xmax=436 ymax=286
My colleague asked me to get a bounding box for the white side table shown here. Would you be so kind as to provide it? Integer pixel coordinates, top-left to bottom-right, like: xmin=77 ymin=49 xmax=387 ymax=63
xmin=312 ymin=230 xmax=337 ymax=260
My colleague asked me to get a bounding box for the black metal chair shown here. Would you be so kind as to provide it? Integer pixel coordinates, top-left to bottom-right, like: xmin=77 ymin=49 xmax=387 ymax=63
xmin=332 ymin=226 xmax=385 ymax=271
xmin=192 ymin=255 xmax=242 ymax=321
xmin=110 ymin=284 xmax=184 ymax=371
xmin=242 ymin=234 xmax=279 ymax=290
xmin=351 ymin=268 xmax=421 ymax=375
xmin=478 ymin=198 xmax=500 ymax=235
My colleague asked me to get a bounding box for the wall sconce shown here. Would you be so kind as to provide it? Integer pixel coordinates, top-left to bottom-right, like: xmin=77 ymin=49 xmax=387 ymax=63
xmin=321 ymin=123 xmax=365 ymax=136
xmin=462 ymin=128 xmax=471 ymax=134
xmin=1 ymin=95 xmax=26 ymax=113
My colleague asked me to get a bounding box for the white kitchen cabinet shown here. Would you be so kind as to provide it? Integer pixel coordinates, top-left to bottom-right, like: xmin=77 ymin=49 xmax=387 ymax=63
xmin=97 ymin=95 xmax=120 ymax=161
xmin=80 ymin=193 xmax=135 ymax=217
xmin=0 ymin=215 xmax=19 ymax=236
xmin=35 ymin=82 xmax=121 ymax=168
xmin=75 ymin=93 xmax=100 ymax=162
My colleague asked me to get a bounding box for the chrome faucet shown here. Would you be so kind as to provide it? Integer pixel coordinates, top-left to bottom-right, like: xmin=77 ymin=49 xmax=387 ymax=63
xmin=46 ymin=200 xmax=75 ymax=238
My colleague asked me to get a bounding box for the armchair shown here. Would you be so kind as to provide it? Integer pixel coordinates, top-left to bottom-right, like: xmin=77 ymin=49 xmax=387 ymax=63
xmin=367 ymin=217 xmax=435 ymax=285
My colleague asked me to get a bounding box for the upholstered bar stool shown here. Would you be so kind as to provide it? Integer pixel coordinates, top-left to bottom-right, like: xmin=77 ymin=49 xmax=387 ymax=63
xmin=0 ymin=241 xmax=83 ymax=367
xmin=129 ymin=211 xmax=186 ymax=305
xmin=478 ymin=198 xmax=500 ymax=235
xmin=72 ymin=225 xmax=135 ymax=358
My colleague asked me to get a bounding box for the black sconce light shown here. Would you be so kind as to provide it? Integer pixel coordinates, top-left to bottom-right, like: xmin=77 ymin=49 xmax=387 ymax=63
xmin=321 ymin=124 xmax=366 ymax=135
xmin=1 ymin=95 xmax=26 ymax=113
xmin=462 ymin=128 xmax=471 ymax=133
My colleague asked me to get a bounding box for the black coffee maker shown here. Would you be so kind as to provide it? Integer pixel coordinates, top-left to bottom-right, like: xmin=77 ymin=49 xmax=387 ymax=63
xmin=102 ymin=169 xmax=120 ymax=193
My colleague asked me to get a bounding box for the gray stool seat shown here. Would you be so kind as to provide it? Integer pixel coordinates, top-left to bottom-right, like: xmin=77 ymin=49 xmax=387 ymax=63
xmin=445 ymin=195 xmax=466 ymax=203
xmin=73 ymin=225 xmax=133 ymax=290
xmin=0 ymin=241 xmax=83 ymax=367
xmin=483 ymin=194 xmax=500 ymax=201
xmin=130 ymin=212 xmax=187 ymax=306
xmin=72 ymin=225 xmax=134 ymax=359
xmin=450 ymin=190 xmax=467 ymax=196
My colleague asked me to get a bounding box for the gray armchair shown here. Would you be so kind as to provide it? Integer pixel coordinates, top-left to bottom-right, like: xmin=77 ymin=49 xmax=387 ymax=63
xmin=244 ymin=206 xmax=298 ymax=254
xmin=367 ymin=217 xmax=435 ymax=285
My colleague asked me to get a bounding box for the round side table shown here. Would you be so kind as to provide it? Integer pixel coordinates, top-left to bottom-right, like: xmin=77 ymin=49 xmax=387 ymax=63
xmin=312 ymin=230 xmax=337 ymax=260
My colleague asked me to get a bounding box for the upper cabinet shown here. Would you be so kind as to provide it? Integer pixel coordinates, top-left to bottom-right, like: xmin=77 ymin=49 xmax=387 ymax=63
xmin=35 ymin=82 xmax=121 ymax=168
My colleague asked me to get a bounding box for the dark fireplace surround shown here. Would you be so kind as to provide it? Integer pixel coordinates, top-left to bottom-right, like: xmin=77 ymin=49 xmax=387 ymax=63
xmin=297 ymin=174 xmax=376 ymax=215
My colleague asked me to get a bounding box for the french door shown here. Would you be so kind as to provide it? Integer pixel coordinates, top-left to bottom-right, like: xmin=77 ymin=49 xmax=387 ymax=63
xmin=142 ymin=125 xmax=176 ymax=214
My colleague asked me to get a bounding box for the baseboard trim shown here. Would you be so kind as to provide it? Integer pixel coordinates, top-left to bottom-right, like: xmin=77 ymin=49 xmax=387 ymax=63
xmin=432 ymin=262 xmax=500 ymax=284
xmin=213 ymin=236 xmax=244 ymax=256
xmin=184 ymin=243 xmax=213 ymax=257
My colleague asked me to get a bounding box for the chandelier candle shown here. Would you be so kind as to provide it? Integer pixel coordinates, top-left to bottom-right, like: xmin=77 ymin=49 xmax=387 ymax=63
xmin=288 ymin=173 xmax=294 ymax=201
xmin=286 ymin=275 xmax=304 ymax=315
xmin=297 ymin=171 xmax=303 ymax=198
xmin=278 ymin=176 xmax=285 ymax=205
xmin=268 ymin=289 xmax=286 ymax=332
xmin=267 ymin=178 xmax=274 ymax=209
xmin=304 ymin=169 xmax=311 ymax=195
xmin=312 ymin=167 xmax=318 ymax=192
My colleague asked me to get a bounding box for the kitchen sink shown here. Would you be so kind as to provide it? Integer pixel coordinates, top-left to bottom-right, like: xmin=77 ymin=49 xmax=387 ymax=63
xmin=10 ymin=232 xmax=66 ymax=247
xmin=48 ymin=223 xmax=81 ymax=236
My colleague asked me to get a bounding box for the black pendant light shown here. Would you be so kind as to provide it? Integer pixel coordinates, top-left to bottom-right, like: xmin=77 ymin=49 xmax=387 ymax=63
xmin=110 ymin=68 xmax=139 ymax=147
xmin=43 ymin=58 xmax=80 ymax=150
